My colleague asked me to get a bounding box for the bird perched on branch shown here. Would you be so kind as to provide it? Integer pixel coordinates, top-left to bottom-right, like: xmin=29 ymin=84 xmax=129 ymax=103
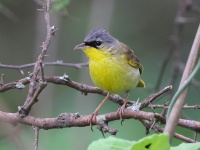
xmin=74 ymin=28 xmax=145 ymax=128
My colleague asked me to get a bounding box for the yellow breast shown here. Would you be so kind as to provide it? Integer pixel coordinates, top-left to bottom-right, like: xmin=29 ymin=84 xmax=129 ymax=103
xmin=83 ymin=47 xmax=140 ymax=94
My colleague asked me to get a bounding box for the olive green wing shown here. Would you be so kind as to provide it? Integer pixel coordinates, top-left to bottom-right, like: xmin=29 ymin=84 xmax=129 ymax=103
xmin=121 ymin=43 xmax=143 ymax=74
xmin=127 ymin=53 xmax=143 ymax=75
xmin=121 ymin=43 xmax=145 ymax=88
xmin=128 ymin=54 xmax=145 ymax=88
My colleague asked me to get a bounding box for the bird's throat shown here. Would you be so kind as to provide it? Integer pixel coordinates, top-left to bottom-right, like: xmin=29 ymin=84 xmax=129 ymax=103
xmin=83 ymin=47 xmax=110 ymax=61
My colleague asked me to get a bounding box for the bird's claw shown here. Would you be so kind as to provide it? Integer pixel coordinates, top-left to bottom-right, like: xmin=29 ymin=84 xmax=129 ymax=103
xmin=117 ymin=103 xmax=127 ymax=125
xmin=88 ymin=111 xmax=98 ymax=131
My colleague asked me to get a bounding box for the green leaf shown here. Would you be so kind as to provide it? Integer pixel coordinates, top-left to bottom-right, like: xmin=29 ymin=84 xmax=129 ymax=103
xmin=170 ymin=142 xmax=200 ymax=150
xmin=88 ymin=134 xmax=170 ymax=150
xmin=130 ymin=134 xmax=170 ymax=150
xmin=88 ymin=136 xmax=134 ymax=150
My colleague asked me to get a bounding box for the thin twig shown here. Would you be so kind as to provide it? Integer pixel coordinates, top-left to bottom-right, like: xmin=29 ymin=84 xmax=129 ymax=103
xmin=22 ymin=80 xmax=47 ymax=113
xmin=140 ymin=85 xmax=172 ymax=109
xmin=155 ymin=46 xmax=174 ymax=91
xmin=0 ymin=74 xmax=4 ymax=85
xmin=150 ymin=104 xmax=200 ymax=109
xmin=19 ymin=0 xmax=52 ymax=117
xmin=0 ymin=61 xmax=88 ymax=70
xmin=33 ymin=126 xmax=39 ymax=150
xmin=194 ymin=132 xmax=198 ymax=141
xmin=140 ymin=119 xmax=197 ymax=143
xmin=0 ymin=76 xmax=172 ymax=109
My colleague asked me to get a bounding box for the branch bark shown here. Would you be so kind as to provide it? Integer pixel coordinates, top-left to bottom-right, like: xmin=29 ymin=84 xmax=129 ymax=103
xmin=19 ymin=0 xmax=52 ymax=116
xmin=0 ymin=109 xmax=199 ymax=143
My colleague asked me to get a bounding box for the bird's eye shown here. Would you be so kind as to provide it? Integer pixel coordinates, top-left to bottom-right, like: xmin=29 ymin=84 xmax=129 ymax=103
xmin=84 ymin=40 xmax=102 ymax=48
xmin=95 ymin=41 xmax=101 ymax=46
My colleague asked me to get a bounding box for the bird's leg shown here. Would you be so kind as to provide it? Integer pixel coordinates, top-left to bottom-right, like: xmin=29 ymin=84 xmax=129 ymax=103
xmin=88 ymin=93 xmax=110 ymax=131
xmin=117 ymin=91 xmax=129 ymax=124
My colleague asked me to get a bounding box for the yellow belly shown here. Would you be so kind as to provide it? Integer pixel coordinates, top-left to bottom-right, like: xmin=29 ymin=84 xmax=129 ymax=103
xmin=89 ymin=56 xmax=140 ymax=94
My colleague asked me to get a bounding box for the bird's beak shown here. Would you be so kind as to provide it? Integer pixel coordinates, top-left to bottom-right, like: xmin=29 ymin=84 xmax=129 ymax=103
xmin=74 ymin=43 xmax=86 ymax=50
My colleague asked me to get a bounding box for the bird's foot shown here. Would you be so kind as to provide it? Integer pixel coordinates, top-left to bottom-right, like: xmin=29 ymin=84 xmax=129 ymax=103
xmin=117 ymin=101 xmax=127 ymax=125
xmin=88 ymin=111 xmax=98 ymax=131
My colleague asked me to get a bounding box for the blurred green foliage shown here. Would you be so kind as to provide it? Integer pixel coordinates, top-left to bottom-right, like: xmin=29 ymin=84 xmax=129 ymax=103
xmin=52 ymin=0 xmax=71 ymax=15
xmin=52 ymin=0 xmax=71 ymax=11
xmin=0 ymin=0 xmax=199 ymax=150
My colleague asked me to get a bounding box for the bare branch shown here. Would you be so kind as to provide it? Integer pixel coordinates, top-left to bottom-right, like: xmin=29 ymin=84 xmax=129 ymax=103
xmin=0 ymin=76 xmax=172 ymax=110
xmin=0 ymin=109 xmax=199 ymax=142
xmin=149 ymin=104 xmax=200 ymax=109
xmin=33 ymin=126 xmax=39 ymax=150
xmin=140 ymin=85 xmax=172 ymax=109
xmin=140 ymin=119 xmax=197 ymax=143
xmin=19 ymin=0 xmax=52 ymax=117
xmin=0 ymin=61 xmax=88 ymax=71
xmin=0 ymin=74 xmax=4 ymax=85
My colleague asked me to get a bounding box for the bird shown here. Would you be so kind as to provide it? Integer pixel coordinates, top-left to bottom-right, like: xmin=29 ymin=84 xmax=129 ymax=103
xmin=74 ymin=28 xmax=145 ymax=128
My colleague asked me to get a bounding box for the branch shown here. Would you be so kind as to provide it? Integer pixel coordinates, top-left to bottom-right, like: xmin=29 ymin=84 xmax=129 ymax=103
xmin=0 ymin=76 xmax=172 ymax=109
xmin=19 ymin=1 xmax=52 ymax=117
xmin=0 ymin=109 xmax=199 ymax=142
xmin=0 ymin=61 xmax=88 ymax=73
xmin=140 ymin=119 xmax=197 ymax=143
xmin=149 ymin=104 xmax=200 ymax=109
xmin=140 ymin=85 xmax=172 ymax=109
xmin=33 ymin=126 xmax=39 ymax=150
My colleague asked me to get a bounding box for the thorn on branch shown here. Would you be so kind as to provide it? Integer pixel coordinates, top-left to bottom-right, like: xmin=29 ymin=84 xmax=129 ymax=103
xmin=37 ymin=4 xmax=47 ymax=12
xmin=0 ymin=74 xmax=4 ymax=86
xmin=19 ymin=69 xmax=24 ymax=75
xmin=40 ymin=42 xmax=45 ymax=49
xmin=80 ymin=84 xmax=88 ymax=96
xmin=160 ymin=101 xmax=169 ymax=117
xmin=27 ymin=72 xmax=33 ymax=79
xmin=139 ymin=119 xmax=158 ymax=135
xmin=44 ymin=54 xmax=49 ymax=57
xmin=148 ymin=120 xmax=156 ymax=132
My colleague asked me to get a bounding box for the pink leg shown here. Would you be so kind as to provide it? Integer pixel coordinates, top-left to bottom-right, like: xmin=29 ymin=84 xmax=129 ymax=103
xmin=88 ymin=93 xmax=110 ymax=131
